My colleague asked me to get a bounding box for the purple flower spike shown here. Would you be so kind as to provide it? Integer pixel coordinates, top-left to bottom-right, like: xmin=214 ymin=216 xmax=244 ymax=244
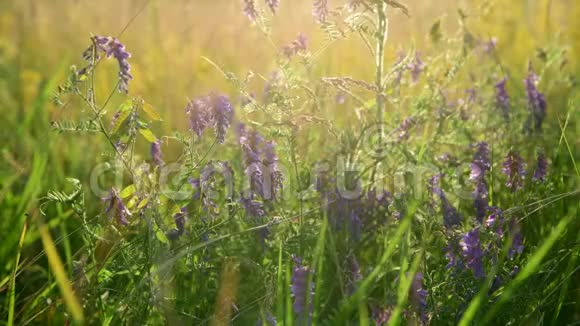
xmin=495 ymin=77 xmax=510 ymax=119
xmin=263 ymin=141 xmax=284 ymax=200
xmin=265 ymin=0 xmax=280 ymax=14
xmin=445 ymin=243 xmax=459 ymax=269
xmin=242 ymin=196 xmax=266 ymax=220
xmin=508 ymin=220 xmax=524 ymax=258
xmin=102 ymin=188 xmax=131 ymax=226
xmin=211 ymin=94 xmax=234 ymax=144
xmin=428 ymin=174 xmax=443 ymax=198
xmin=372 ymin=306 xmax=392 ymax=326
xmin=502 ymin=151 xmax=526 ymax=191
xmin=470 ymin=142 xmax=491 ymax=182
xmin=485 ymin=207 xmax=504 ymax=237
xmin=90 ymin=36 xmax=133 ymax=93
xmin=151 ymin=139 xmax=164 ymax=167
xmin=472 ymin=181 xmax=489 ymax=223
xmin=186 ymin=96 xmax=212 ymax=138
xmin=291 ymin=256 xmax=313 ymax=317
xmin=185 ymin=93 xmax=233 ymax=143
xmin=410 ymin=272 xmax=429 ymax=324
xmin=532 ymin=153 xmax=548 ymax=182
xmin=312 ymin=0 xmax=328 ymax=23
xmin=442 ymin=196 xmax=462 ymax=229
xmin=460 ymin=229 xmax=485 ymax=278
xmin=408 ymin=52 xmax=425 ymax=84
xmin=243 ymin=0 xmax=258 ymax=21
xmin=283 ymin=33 xmax=309 ymax=58
xmin=524 ymin=62 xmax=547 ymax=131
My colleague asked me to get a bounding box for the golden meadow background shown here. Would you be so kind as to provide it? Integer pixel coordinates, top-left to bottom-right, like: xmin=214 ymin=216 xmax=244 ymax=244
xmin=0 ymin=0 xmax=579 ymax=179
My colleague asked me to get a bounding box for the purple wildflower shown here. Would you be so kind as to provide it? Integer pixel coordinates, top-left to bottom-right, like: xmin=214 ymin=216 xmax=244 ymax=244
xmin=485 ymin=207 xmax=504 ymax=237
xmin=242 ymin=196 xmax=266 ymax=220
xmin=396 ymin=116 xmax=416 ymax=141
xmin=186 ymin=96 xmax=212 ymax=138
xmin=532 ymin=153 xmax=548 ymax=182
xmin=349 ymin=211 xmax=362 ymax=241
xmin=346 ymin=255 xmax=362 ymax=295
xmin=445 ymin=242 xmax=459 ymax=269
xmin=312 ymin=0 xmax=328 ymax=23
xmin=442 ymin=196 xmax=463 ymax=229
xmin=151 ymin=139 xmax=164 ymax=167
xmin=243 ymin=0 xmax=258 ymax=21
xmin=189 ymin=177 xmax=201 ymax=200
xmin=508 ymin=220 xmax=524 ymax=258
xmin=472 ymin=181 xmax=489 ymax=223
xmin=92 ymin=36 xmax=132 ymax=93
xmin=428 ymin=174 xmax=443 ymax=198
xmin=470 ymin=142 xmax=491 ymax=182
xmin=263 ymin=140 xmax=284 ymax=200
xmin=428 ymin=174 xmax=462 ymax=228
xmin=524 ymin=62 xmax=547 ymax=131
xmin=102 ymin=188 xmax=131 ymax=226
xmin=410 ymin=272 xmax=428 ymax=324
xmin=291 ymin=256 xmax=313 ymax=317
xmin=211 ymin=94 xmax=234 ymax=144
xmin=185 ymin=93 xmax=233 ymax=143
xmin=238 ymin=124 xmax=265 ymax=197
xmin=282 ymin=33 xmax=309 ymax=58
xmin=495 ymin=77 xmax=510 ymax=119
xmin=372 ymin=306 xmax=392 ymax=326
xmin=502 ymin=151 xmax=526 ymax=191
xmin=460 ymin=229 xmax=485 ymax=278
xmin=392 ymin=50 xmax=406 ymax=86
xmin=265 ymin=0 xmax=279 ymax=14
xmin=408 ymin=52 xmax=425 ymax=84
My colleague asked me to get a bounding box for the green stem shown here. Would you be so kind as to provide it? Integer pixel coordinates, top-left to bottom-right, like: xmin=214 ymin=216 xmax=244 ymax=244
xmin=375 ymin=1 xmax=388 ymax=140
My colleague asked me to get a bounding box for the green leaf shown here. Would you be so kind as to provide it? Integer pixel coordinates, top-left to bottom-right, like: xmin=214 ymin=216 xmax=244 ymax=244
xmin=143 ymin=103 xmax=162 ymax=121
xmin=110 ymin=110 xmax=131 ymax=134
xmin=120 ymin=185 xmax=136 ymax=199
xmin=139 ymin=128 xmax=157 ymax=143
xmin=126 ymin=196 xmax=139 ymax=209
xmin=154 ymin=224 xmax=169 ymax=244
xmin=137 ymin=198 xmax=149 ymax=209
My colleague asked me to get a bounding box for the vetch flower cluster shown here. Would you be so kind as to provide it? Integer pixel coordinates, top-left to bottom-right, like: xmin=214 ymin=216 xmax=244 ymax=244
xmin=460 ymin=229 xmax=485 ymax=278
xmin=524 ymin=63 xmax=547 ymax=131
xmin=291 ymin=256 xmax=313 ymax=318
xmin=502 ymin=150 xmax=526 ymax=191
xmin=103 ymin=188 xmax=131 ymax=226
xmin=185 ymin=93 xmax=234 ymax=144
xmin=85 ymin=36 xmax=133 ymax=93
xmin=495 ymin=77 xmax=510 ymax=120
xmin=282 ymin=33 xmax=309 ymax=58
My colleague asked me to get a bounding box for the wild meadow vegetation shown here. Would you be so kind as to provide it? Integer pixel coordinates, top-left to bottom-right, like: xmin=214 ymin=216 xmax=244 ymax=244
xmin=1 ymin=0 xmax=579 ymax=325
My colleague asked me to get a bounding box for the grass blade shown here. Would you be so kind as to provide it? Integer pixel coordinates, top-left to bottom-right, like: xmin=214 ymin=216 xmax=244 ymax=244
xmin=7 ymin=219 xmax=28 ymax=326
xmin=37 ymin=218 xmax=85 ymax=324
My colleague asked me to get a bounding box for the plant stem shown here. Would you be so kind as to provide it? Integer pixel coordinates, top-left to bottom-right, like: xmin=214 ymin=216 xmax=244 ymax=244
xmin=375 ymin=1 xmax=388 ymax=143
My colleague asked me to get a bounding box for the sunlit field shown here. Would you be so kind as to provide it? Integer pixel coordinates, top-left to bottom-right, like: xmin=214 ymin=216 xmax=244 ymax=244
xmin=1 ymin=0 xmax=579 ymax=325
